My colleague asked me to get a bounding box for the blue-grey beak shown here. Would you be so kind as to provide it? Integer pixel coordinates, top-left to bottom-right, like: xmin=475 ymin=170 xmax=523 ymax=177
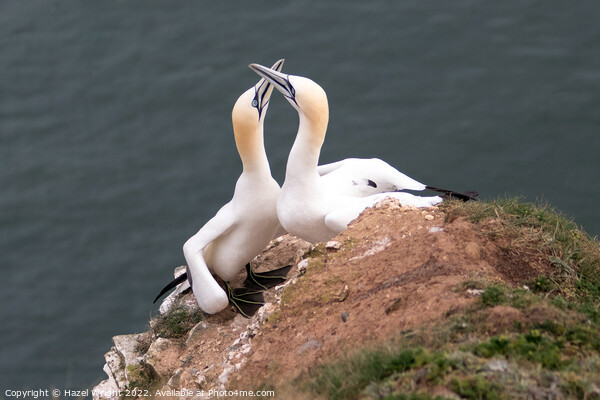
xmin=249 ymin=63 xmax=297 ymax=106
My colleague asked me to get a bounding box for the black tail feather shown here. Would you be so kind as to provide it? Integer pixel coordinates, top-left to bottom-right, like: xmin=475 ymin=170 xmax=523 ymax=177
xmin=425 ymin=186 xmax=479 ymax=202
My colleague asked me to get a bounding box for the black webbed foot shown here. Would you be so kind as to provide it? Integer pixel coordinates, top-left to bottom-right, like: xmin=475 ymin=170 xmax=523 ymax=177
xmin=243 ymin=263 xmax=293 ymax=290
xmin=226 ymin=283 xmax=265 ymax=318
xmin=153 ymin=262 xmax=292 ymax=318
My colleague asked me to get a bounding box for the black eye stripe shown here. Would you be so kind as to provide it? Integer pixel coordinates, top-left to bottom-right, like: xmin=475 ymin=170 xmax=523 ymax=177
xmin=254 ymin=78 xmax=272 ymax=109
xmin=286 ymin=78 xmax=295 ymax=96
xmin=253 ymin=81 xmax=272 ymax=119
xmin=256 ymin=78 xmax=267 ymax=91
xmin=259 ymin=86 xmax=268 ymax=103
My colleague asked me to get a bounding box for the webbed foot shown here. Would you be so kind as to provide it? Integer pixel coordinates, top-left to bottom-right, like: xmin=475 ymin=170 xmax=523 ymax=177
xmin=243 ymin=263 xmax=293 ymax=290
xmin=226 ymin=283 xmax=265 ymax=318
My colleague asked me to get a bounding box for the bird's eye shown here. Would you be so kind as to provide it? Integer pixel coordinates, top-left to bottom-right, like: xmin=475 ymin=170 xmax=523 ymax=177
xmin=252 ymin=99 xmax=259 ymax=108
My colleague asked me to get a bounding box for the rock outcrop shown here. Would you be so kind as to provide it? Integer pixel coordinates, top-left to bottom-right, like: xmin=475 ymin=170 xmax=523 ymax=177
xmin=93 ymin=234 xmax=312 ymax=399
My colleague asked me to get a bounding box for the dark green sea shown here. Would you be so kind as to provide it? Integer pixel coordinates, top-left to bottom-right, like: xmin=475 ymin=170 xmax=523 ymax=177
xmin=1 ymin=0 xmax=599 ymax=392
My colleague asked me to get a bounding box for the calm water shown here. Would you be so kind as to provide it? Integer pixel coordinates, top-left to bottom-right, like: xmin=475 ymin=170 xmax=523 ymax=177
xmin=1 ymin=0 xmax=599 ymax=393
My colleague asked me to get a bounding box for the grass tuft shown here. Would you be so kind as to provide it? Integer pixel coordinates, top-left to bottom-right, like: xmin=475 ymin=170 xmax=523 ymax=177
xmin=451 ymin=375 xmax=501 ymax=400
xmin=441 ymin=197 xmax=600 ymax=322
xmin=480 ymin=286 xmax=506 ymax=307
xmin=152 ymin=306 xmax=203 ymax=339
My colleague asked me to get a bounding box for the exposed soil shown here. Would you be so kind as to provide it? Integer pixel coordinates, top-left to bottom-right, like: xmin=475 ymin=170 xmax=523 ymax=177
xmin=230 ymin=202 xmax=553 ymax=390
xmin=98 ymin=201 xmax=557 ymax=399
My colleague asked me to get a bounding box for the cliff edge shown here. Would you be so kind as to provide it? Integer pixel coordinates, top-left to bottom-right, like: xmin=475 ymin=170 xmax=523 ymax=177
xmin=93 ymin=198 xmax=600 ymax=400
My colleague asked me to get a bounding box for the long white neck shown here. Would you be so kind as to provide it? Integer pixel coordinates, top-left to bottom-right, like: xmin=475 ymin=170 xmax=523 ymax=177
xmin=284 ymin=113 xmax=326 ymax=185
xmin=234 ymin=123 xmax=271 ymax=176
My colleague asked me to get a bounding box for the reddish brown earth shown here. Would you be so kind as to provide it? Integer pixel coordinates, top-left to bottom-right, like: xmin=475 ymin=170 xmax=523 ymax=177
xmin=230 ymin=202 xmax=552 ymax=390
xmin=110 ymin=202 xmax=555 ymax=399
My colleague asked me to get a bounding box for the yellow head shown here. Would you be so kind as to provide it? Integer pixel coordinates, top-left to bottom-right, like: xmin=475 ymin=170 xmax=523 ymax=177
xmin=232 ymin=60 xmax=284 ymax=168
xmin=248 ymin=63 xmax=329 ymax=149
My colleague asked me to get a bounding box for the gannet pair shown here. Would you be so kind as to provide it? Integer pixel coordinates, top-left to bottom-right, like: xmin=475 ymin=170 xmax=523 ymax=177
xmin=248 ymin=64 xmax=474 ymax=243
xmin=154 ymin=60 xmax=290 ymax=316
xmin=156 ymin=61 xmax=476 ymax=316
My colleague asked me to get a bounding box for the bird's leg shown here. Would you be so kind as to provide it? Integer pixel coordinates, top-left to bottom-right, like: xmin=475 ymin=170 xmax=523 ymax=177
xmin=153 ymin=262 xmax=293 ymax=317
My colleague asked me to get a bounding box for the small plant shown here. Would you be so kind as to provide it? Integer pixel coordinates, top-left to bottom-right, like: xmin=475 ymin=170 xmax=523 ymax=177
xmin=527 ymin=275 xmax=555 ymax=293
xmin=561 ymin=373 xmax=590 ymax=400
xmin=304 ymin=243 xmax=327 ymax=259
xmin=565 ymin=325 xmax=600 ymax=350
xmin=451 ymin=375 xmax=500 ymax=400
xmin=509 ymin=287 xmax=537 ymax=309
xmin=475 ymin=335 xmax=511 ymax=357
xmin=458 ymin=279 xmax=487 ymax=291
xmin=152 ymin=306 xmax=203 ymax=339
xmin=480 ymin=286 xmax=506 ymax=307
xmin=474 ymin=330 xmax=566 ymax=370
xmin=384 ymin=349 xmax=420 ymax=374
xmin=534 ymin=319 xmax=566 ymax=336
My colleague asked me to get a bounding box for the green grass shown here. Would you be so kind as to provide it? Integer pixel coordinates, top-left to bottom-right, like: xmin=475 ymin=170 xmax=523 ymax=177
xmin=151 ymin=305 xmax=203 ymax=339
xmin=441 ymin=197 xmax=600 ymax=322
xmin=292 ymin=198 xmax=600 ymax=400
xmin=473 ymin=330 xmax=565 ymax=370
xmin=302 ymin=288 xmax=600 ymax=399
xmin=307 ymin=347 xmax=454 ymax=400
xmin=480 ymin=286 xmax=506 ymax=307
xmin=451 ymin=375 xmax=502 ymax=400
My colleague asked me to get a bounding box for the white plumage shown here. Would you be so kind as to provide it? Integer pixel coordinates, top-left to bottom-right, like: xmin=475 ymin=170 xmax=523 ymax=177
xmin=181 ymin=60 xmax=285 ymax=314
xmin=249 ymin=63 xmax=442 ymax=244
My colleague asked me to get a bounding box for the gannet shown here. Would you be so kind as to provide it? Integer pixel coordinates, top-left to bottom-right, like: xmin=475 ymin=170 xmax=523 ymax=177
xmin=155 ymin=60 xmax=290 ymax=316
xmin=249 ymin=63 xmax=472 ymax=243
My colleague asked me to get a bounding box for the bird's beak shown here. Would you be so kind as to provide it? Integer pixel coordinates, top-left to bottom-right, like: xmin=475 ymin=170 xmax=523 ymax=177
xmin=253 ymin=59 xmax=285 ymax=118
xmin=271 ymin=59 xmax=285 ymax=73
xmin=249 ymin=63 xmax=297 ymax=105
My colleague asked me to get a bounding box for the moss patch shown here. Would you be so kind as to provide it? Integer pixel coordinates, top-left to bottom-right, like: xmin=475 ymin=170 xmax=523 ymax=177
xmin=123 ymin=361 xmax=162 ymax=398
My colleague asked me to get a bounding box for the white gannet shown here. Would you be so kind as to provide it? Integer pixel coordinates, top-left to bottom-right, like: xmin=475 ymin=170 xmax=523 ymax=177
xmin=154 ymin=60 xmax=289 ymax=316
xmin=249 ymin=63 xmax=467 ymax=244
xmin=316 ymin=159 xmax=478 ymax=200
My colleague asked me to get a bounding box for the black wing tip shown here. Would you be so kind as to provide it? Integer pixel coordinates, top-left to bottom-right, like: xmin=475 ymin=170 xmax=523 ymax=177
xmin=153 ymin=272 xmax=188 ymax=304
xmin=426 ymin=186 xmax=479 ymax=202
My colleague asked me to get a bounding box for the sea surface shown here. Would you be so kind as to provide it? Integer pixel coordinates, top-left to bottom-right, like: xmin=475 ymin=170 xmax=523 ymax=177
xmin=1 ymin=0 xmax=599 ymax=392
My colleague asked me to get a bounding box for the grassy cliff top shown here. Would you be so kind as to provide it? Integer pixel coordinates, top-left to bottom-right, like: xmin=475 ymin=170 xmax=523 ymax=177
xmin=279 ymin=198 xmax=600 ymax=400
xmin=112 ymin=197 xmax=600 ymax=400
